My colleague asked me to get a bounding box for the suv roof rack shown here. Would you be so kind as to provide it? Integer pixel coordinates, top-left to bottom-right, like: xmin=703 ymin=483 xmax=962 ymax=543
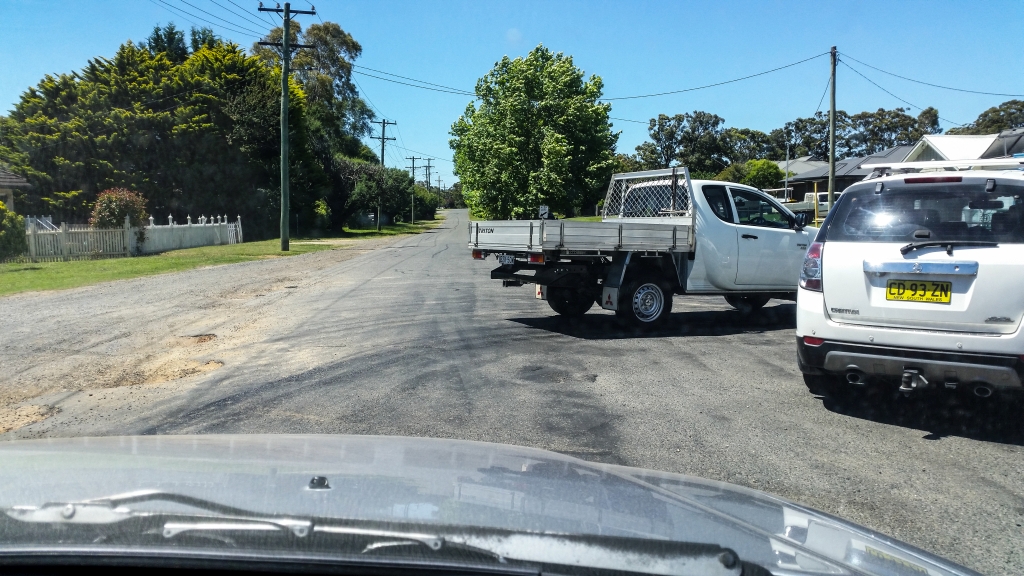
xmin=861 ymin=158 xmax=1024 ymax=178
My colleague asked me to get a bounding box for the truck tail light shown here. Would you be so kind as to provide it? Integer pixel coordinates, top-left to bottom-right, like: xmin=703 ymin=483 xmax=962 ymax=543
xmin=803 ymin=336 xmax=825 ymax=346
xmin=799 ymin=242 xmax=823 ymax=291
xmin=472 ymin=249 xmax=485 ymax=260
xmin=528 ymin=253 xmax=545 ymax=264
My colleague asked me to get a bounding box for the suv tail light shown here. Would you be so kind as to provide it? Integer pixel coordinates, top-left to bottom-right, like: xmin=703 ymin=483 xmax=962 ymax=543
xmin=800 ymin=242 xmax=823 ymax=291
xmin=803 ymin=336 xmax=825 ymax=346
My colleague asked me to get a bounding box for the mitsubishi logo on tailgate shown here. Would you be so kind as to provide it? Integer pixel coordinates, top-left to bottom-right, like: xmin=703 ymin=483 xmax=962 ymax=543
xmin=912 ymin=262 xmax=922 ymax=273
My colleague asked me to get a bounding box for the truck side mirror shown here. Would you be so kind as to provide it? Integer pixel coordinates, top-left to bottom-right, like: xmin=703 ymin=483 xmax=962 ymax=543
xmin=794 ymin=212 xmax=809 ymax=229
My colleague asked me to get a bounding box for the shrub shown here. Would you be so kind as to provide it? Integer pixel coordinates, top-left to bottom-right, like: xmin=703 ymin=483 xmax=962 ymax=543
xmin=90 ymin=188 xmax=149 ymax=228
xmin=0 ymin=200 xmax=28 ymax=259
xmin=90 ymin=188 xmax=148 ymax=244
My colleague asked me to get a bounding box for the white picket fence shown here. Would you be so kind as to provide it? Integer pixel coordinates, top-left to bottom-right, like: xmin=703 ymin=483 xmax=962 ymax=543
xmin=13 ymin=214 xmax=244 ymax=263
xmin=25 ymin=218 xmax=131 ymax=262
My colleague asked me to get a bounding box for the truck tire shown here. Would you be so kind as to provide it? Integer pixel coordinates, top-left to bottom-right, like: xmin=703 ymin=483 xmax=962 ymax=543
xmin=547 ymin=287 xmax=594 ymax=317
xmin=616 ymin=276 xmax=673 ymax=327
xmin=724 ymin=295 xmax=771 ymax=315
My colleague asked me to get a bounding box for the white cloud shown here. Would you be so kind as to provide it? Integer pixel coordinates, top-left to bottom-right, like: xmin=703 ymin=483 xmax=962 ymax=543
xmin=505 ymin=28 xmax=522 ymax=43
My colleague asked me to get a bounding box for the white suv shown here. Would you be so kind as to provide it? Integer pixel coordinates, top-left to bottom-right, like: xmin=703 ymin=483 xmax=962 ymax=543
xmin=796 ymin=167 xmax=1024 ymax=398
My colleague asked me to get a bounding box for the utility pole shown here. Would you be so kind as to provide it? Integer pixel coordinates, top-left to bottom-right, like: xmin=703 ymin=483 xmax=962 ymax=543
xmin=370 ymin=119 xmax=396 ymax=231
xmin=423 ymin=159 xmax=433 ymax=194
xmin=259 ymin=2 xmax=316 ymax=251
xmin=406 ymin=156 xmax=421 ymax=224
xmin=827 ymin=45 xmax=837 ymax=213
xmin=436 ymin=176 xmax=442 ymax=208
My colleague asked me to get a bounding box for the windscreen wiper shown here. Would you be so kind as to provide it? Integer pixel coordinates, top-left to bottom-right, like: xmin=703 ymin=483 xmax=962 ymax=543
xmin=2 ymin=489 xmax=764 ymax=576
xmin=900 ymin=240 xmax=998 ymax=255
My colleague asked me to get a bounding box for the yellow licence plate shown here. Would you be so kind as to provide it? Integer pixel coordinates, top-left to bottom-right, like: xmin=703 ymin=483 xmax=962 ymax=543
xmin=886 ymin=280 xmax=952 ymax=303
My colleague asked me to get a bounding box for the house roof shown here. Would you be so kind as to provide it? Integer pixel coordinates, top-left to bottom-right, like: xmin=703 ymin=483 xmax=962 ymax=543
xmin=788 ymin=145 xmax=916 ymax=182
xmin=774 ymin=156 xmax=827 ymax=176
xmin=905 ymin=134 xmax=999 ymax=161
xmin=0 ymin=167 xmax=30 ymax=188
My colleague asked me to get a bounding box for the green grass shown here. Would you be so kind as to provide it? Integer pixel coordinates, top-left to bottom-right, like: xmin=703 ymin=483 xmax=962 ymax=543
xmin=0 ymin=217 xmax=443 ymax=297
xmin=564 ymin=215 xmax=604 ymax=222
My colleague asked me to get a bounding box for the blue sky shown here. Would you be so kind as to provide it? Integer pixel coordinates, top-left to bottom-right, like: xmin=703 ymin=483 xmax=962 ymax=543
xmin=3 ymin=0 xmax=1023 ymax=185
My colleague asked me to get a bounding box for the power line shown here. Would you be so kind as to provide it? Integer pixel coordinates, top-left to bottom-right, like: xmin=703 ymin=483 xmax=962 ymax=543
xmin=352 ymin=70 xmax=474 ymax=96
xmin=171 ymin=0 xmax=265 ymax=35
xmin=840 ymin=60 xmax=966 ymax=127
xmin=305 ymin=0 xmax=325 ymax=24
xmin=351 ymin=64 xmax=473 ymax=95
xmin=226 ymin=0 xmax=277 ymax=27
xmin=207 ymin=0 xmax=274 ymax=31
xmin=604 ymin=52 xmax=829 ymax=100
xmin=174 ymin=0 xmax=266 ymax=34
xmin=840 ymin=52 xmax=1024 ymax=98
xmin=610 ymin=117 xmax=648 ymax=124
xmin=392 ymin=144 xmax=453 ymax=163
xmin=154 ymin=0 xmax=260 ymax=37
xmin=814 ymin=75 xmax=831 ymax=116
xmin=147 ymin=0 xmax=199 ymax=27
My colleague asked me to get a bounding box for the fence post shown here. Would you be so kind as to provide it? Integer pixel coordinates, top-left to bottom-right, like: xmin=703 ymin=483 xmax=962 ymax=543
xmin=237 ymin=215 xmax=243 ymax=243
xmin=124 ymin=215 xmax=131 ymax=257
xmin=27 ymin=218 xmax=36 ymax=262
xmin=59 ymin=222 xmax=68 ymax=261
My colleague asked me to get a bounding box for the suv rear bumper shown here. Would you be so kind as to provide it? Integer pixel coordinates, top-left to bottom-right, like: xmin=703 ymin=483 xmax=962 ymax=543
xmin=796 ymin=337 xmax=1024 ymax=390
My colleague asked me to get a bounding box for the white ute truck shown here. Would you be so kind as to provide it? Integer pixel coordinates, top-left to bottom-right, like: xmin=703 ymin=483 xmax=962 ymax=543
xmin=469 ymin=167 xmax=817 ymax=327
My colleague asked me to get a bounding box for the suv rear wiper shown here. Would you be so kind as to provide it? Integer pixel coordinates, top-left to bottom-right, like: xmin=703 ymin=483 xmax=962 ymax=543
xmin=900 ymin=240 xmax=998 ymax=255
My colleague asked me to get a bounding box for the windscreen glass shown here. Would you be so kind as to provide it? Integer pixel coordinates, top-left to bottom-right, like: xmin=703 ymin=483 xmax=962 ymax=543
xmin=826 ymin=183 xmax=1024 ymax=243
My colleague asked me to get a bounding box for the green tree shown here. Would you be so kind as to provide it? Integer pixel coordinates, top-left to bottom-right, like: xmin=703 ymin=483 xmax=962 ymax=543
xmin=643 ymin=114 xmax=687 ymax=168
xmin=450 ymin=45 xmax=618 ymax=219
xmin=947 ymin=100 xmax=1024 ymax=135
xmin=713 ymin=162 xmax=748 ymax=184
xmin=849 ymin=107 xmax=942 ymax=156
xmin=145 ymin=23 xmax=188 ymax=64
xmin=723 ymin=128 xmax=773 ymax=163
xmin=0 ymin=200 xmax=27 ymax=259
xmin=630 ymin=111 xmax=730 ymax=174
xmin=350 ymin=166 xmax=412 ymax=221
xmin=740 ymin=159 xmax=785 ymax=190
xmin=676 ymin=111 xmax=730 ymax=175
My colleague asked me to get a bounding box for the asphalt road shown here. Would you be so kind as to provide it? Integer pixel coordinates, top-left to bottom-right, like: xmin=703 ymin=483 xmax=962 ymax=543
xmin=2 ymin=209 xmax=1022 ymax=575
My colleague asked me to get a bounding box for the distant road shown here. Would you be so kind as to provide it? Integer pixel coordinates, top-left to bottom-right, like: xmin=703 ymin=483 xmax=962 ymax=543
xmin=1 ymin=209 xmax=1020 ymax=575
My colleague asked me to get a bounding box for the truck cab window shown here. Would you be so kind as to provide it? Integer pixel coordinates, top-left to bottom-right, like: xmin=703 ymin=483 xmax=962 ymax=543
xmin=702 ymin=185 xmax=733 ymax=222
xmin=730 ymin=188 xmax=790 ymax=229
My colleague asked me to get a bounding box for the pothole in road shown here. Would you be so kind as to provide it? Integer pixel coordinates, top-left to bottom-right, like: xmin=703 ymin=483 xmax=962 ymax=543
xmin=146 ymin=360 xmax=224 ymax=384
xmin=0 ymin=405 xmax=55 ymax=434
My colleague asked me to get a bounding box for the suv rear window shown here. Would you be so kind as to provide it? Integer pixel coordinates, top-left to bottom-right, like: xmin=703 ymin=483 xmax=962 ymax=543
xmin=825 ymin=182 xmax=1024 ymax=243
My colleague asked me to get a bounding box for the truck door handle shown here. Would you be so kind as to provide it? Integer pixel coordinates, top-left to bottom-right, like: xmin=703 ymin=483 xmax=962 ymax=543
xmin=741 ymin=234 xmax=758 ymax=239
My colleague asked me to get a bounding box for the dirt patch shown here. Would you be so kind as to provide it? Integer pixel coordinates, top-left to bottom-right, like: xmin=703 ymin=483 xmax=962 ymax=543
xmin=146 ymin=360 xmax=224 ymax=384
xmin=0 ymin=405 xmax=54 ymax=434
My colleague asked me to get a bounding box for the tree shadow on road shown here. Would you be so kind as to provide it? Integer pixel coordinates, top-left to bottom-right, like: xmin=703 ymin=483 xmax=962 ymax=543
xmin=810 ymin=381 xmax=1024 ymax=446
xmin=508 ymin=303 xmax=796 ymax=340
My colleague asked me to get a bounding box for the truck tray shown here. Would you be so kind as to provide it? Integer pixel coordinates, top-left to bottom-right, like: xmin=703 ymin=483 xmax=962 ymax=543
xmin=468 ymin=218 xmax=693 ymax=254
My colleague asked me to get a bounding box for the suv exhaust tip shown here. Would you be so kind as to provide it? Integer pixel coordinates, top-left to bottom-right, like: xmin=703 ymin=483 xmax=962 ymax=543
xmin=973 ymin=384 xmax=994 ymax=398
xmin=845 ymin=370 xmax=867 ymax=385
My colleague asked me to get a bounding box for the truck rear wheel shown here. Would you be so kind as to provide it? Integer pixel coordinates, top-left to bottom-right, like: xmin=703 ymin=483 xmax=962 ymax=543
xmin=616 ymin=276 xmax=673 ymax=327
xmin=724 ymin=295 xmax=771 ymax=315
xmin=547 ymin=287 xmax=594 ymax=317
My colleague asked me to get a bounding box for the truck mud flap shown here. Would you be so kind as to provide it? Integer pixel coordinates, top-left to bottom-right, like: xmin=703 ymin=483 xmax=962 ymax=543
xmin=600 ymin=287 xmax=618 ymax=310
xmin=599 ymin=253 xmax=631 ymax=311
